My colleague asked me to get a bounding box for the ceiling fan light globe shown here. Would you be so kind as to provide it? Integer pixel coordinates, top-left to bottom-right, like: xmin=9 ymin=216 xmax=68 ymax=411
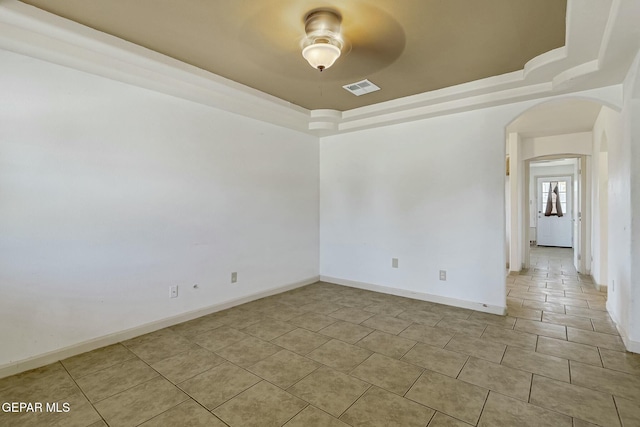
xmin=302 ymin=43 xmax=341 ymax=71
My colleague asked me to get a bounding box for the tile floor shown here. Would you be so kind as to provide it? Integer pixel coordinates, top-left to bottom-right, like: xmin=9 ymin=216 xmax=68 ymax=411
xmin=1 ymin=247 xmax=639 ymax=426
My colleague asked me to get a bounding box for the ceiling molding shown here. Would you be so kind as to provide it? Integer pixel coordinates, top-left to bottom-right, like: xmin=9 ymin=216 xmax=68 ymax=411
xmin=0 ymin=0 xmax=635 ymax=137
xmin=0 ymin=1 xmax=311 ymax=132
xmin=552 ymin=60 xmax=601 ymax=90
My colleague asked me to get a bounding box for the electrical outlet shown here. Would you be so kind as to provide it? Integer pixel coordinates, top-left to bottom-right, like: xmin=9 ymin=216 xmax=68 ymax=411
xmin=170 ymin=285 xmax=178 ymax=298
xmin=231 ymin=272 xmax=237 ymax=283
xmin=439 ymin=270 xmax=447 ymax=281
xmin=392 ymin=258 xmax=399 ymax=268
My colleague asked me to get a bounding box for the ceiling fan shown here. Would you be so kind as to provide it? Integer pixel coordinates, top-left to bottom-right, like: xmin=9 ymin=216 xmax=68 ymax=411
xmin=238 ymin=2 xmax=405 ymax=80
xmin=300 ymin=9 xmax=345 ymax=72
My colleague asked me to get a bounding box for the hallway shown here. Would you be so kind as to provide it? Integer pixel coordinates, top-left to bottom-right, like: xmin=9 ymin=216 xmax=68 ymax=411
xmin=506 ymin=246 xmax=640 ymax=426
xmin=528 ymin=246 xmax=576 ymax=277
xmin=508 ymin=246 xmax=605 ymax=321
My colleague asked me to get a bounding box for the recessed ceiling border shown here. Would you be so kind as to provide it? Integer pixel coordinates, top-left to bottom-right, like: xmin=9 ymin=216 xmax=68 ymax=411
xmin=0 ymin=0 xmax=635 ymax=137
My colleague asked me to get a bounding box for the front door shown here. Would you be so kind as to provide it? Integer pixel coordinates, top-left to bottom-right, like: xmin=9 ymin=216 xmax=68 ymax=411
xmin=537 ymin=176 xmax=572 ymax=247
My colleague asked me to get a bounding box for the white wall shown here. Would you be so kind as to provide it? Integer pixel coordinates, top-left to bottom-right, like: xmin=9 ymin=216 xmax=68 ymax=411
xmin=630 ymin=73 xmax=640 ymax=351
xmin=592 ymin=110 xmax=612 ymax=288
xmin=505 ymin=172 xmax=510 ymax=268
xmin=508 ymin=132 xmax=524 ymax=272
xmin=320 ymin=107 xmax=512 ymax=313
xmin=606 ymin=50 xmax=640 ymax=351
xmin=319 ymin=88 xmax=622 ymax=316
xmin=0 ymin=50 xmax=320 ymax=368
xmin=521 ymin=132 xmax=593 ymax=160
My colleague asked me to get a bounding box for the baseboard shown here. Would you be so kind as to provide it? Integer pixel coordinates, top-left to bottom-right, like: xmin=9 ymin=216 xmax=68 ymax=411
xmin=623 ymin=336 xmax=640 ymax=354
xmin=606 ymin=300 xmax=640 ymax=354
xmin=594 ymin=283 xmax=608 ymax=292
xmin=320 ymin=276 xmax=507 ymax=316
xmin=592 ymin=276 xmax=608 ymax=292
xmin=616 ymin=325 xmax=640 ymax=354
xmin=0 ymin=275 xmax=319 ymax=379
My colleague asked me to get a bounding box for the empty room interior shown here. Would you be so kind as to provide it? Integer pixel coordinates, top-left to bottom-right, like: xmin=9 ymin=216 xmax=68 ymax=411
xmin=1 ymin=0 xmax=640 ymax=426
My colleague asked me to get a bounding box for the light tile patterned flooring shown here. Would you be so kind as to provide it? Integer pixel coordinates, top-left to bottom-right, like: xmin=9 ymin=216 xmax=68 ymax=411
xmin=1 ymin=247 xmax=639 ymax=426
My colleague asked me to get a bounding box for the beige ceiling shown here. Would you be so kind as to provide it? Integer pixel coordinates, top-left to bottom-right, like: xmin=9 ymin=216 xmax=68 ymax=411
xmin=508 ymin=100 xmax=603 ymax=138
xmin=20 ymin=0 xmax=566 ymax=111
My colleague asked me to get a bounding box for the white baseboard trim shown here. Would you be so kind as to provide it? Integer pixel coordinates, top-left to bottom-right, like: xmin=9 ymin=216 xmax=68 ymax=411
xmin=594 ymin=283 xmax=608 ymax=292
xmin=623 ymin=336 xmax=640 ymax=354
xmin=0 ymin=276 xmax=319 ymax=379
xmin=320 ymin=276 xmax=507 ymax=316
xmin=607 ymin=300 xmax=640 ymax=354
xmin=590 ymin=274 xmax=608 ymax=292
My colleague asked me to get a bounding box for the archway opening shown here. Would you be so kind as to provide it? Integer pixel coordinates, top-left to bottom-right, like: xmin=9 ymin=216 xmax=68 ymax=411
xmin=504 ymin=98 xmax=616 ymax=297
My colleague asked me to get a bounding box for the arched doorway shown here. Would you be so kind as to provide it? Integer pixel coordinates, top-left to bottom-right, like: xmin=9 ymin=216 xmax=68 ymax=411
xmin=504 ymin=98 xmax=619 ymax=283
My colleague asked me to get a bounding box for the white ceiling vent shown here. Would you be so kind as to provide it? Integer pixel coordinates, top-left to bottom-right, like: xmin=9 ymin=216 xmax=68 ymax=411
xmin=342 ymin=79 xmax=380 ymax=96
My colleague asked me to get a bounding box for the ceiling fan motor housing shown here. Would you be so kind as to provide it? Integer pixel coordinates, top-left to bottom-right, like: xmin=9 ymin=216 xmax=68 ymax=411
xmin=302 ymin=9 xmax=344 ymax=71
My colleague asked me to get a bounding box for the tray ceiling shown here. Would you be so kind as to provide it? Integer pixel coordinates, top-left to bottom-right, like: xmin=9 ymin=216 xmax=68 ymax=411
xmin=19 ymin=0 xmax=566 ymax=111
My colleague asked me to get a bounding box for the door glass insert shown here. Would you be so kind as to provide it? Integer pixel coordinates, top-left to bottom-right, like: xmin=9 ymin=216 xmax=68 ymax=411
xmin=541 ymin=181 xmax=567 ymax=214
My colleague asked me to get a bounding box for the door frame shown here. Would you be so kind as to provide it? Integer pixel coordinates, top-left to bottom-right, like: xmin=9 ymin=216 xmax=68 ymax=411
xmin=523 ymin=155 xmax=590 ymax=273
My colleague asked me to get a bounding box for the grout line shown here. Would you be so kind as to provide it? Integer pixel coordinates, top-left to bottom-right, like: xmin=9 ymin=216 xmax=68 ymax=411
xmin=424 ymin=410 xmax=437 ymax=427
xmin=279 ymin=403 xmax=309 ymax=425
xmin=59 ymin=362 xmax=110 ymax=426
xmin=611 ymin=394 xmax=625 ymax=427
xmin=346 ymin=353 xmax=376 ymax=377
xmin=456 ymin=356 xmax=473 ymax=380
xmin=475 ymin=389 xmax=492 ymax=426
xmin=305 ymin=404 xmax=342 ymax=421
xmin=337 ymin=384 xmax=372 ymax=418
xmin=441 ymin=331 xmax=457 ymax=349
xmin=499 ymin=344 xmax=507 ymax=365
xmin=205 ymin=363 xmax=264 ymax=410
xmin=527 ymin=369 xmax=534 ymax=403
xmin=405 ymin=368 xmax=427 ymax=395
xmin=284 ymin=365 xmax=321 ymax=392
xmin=69 ymin=352 xmax=139 ymax=382
xmin=399 ymin=338 xmax=419 ymax=359
xmin=89 ymin=358 xmax=161 ymax=403
xmin=596 ymin=346 xmax=605 ymax=368
xmin=395 ymin=322 xmax=414 ymax=337
xmin=137 ymin=398 xmax=199 ymax=426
